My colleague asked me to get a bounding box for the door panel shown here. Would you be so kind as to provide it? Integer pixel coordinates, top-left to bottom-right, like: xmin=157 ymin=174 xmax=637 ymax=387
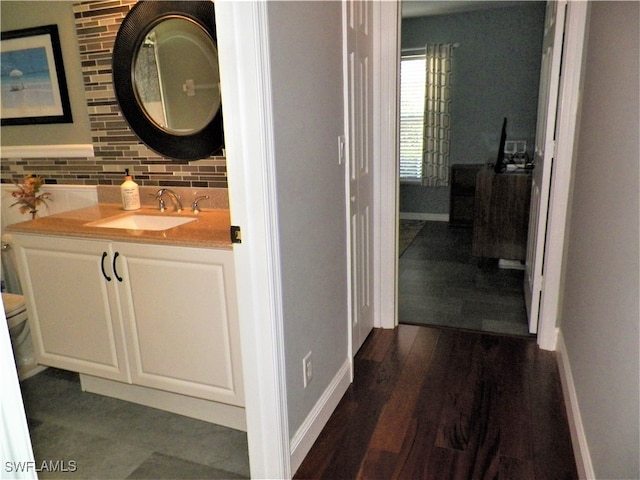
xmin=12 ymin=236 xmax=129 ymax=382
xmin=346 ymin=0 xmax=374 ymax=354
xmin=117 ymin=243 xmax=244 ymax=405
xmin=525 ymin=1 xmax=566 ymax=333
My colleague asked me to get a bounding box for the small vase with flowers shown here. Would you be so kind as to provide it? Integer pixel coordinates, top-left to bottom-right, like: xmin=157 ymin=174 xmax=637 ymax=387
xmin=10 ymin=175 xmax=52 ymax=219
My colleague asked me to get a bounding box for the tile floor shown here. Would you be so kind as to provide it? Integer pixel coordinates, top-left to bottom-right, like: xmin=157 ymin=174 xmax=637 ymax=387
xmin=399 ymin=221 xmax=532 ymax=336
xmin=20 ymin=368 xmax=250 ymax=479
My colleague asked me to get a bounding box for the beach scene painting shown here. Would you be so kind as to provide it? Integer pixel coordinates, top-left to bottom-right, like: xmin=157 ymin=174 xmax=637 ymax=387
xmin=1 ymin=25 xmax=72 ymax=125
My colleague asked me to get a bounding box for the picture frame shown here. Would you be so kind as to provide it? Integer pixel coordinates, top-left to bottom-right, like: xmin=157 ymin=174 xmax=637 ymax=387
xmin=1 ymin=24 xmax=73 ymax=126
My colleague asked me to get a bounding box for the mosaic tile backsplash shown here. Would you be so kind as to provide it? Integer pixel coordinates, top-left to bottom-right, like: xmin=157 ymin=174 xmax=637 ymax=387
xmin=1 ymin=1 xmax=228 ymax=189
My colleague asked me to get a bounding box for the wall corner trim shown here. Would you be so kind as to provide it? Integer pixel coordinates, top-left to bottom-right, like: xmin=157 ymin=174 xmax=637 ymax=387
xmin=289 ymin=358 xmax=351 ymax=474
xmin=556 ymin=330 xmax=596 ymax=479
xmin=0 ymin=144 xmax=94 ymax=159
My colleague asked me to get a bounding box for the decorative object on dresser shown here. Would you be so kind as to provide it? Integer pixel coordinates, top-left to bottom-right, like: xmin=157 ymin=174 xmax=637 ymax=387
xmin=449 ymin=164 xmax=483 ymax=227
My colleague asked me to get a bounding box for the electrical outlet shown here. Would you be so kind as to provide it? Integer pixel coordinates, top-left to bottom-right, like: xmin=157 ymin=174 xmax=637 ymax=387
xmin=303 ymin=351 xmax=313 ymax=388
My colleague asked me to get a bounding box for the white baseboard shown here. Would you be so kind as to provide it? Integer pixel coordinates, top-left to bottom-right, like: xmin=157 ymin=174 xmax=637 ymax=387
xmin=80 ymin=374 xmax=246 ymax=431
xmin=498 ymin=259 xmax=525 ymax=270
xmin=556 ymin=331 xmax=595 ymax=479
xmin=289 ymin=358 xmax=351 ymax=473
xmin=399 ymin=212 xmax=449 ymax=222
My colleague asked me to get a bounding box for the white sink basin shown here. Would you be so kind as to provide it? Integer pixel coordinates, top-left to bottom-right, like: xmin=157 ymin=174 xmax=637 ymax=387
xmin=88 ymin=214 xmax=196 ymax=231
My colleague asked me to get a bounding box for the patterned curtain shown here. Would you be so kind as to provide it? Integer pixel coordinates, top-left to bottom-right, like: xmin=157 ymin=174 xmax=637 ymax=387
xmin=422 ymin=43 xmax=455 ymax=187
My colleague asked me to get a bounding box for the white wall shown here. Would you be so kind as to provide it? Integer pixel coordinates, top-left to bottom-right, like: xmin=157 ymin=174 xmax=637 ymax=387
xmin=266 ymin=0 xmax=349 ymax=440
xmin=559 ymin=2 xmax=639 ymax=478
xmin=1 ymin=185 xmax=97 ymax=232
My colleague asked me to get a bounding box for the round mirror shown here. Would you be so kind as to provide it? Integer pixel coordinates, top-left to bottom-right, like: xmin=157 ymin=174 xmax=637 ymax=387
xmin=134 ymin=17 xmax=221 ymax=135
xmin=113 ymin=1 xmax=224 ymax=160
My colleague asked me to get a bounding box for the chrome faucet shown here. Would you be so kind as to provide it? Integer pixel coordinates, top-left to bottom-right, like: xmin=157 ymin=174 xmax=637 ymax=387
xmin=154 ymin=188 xmax=183 ymax=212
xmin=191 ymin=195 xmax=209 ymax=214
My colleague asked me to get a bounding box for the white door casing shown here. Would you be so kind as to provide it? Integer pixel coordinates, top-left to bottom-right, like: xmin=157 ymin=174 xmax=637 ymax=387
xmin=373 ymin=1 xmax=400 ymax=331
xmin=525 ymin=0 xmax=567 ymax=334
xmin=345 ymin=0 xmax=375 ymax=355
xmin=535 ymin=1 xmax=589 ymax=350
xmin=379 ymin=2 xmax=587 ymax=349
xmin=215 ymin=2 xmax=291 ymax=478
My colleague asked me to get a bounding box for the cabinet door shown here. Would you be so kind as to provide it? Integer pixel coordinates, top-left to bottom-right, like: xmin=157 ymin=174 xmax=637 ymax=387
xmin=472 ymin=171 xmax=532 ymax=260
xmin=11 ymin=235 xmax=130 ymax=382
xmin=115 ymin=243 xmax=243 ymax=405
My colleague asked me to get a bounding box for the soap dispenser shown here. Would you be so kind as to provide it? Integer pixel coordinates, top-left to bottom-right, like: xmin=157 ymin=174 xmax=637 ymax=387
xmin=121 ymin=169 xmax=140 ymax=210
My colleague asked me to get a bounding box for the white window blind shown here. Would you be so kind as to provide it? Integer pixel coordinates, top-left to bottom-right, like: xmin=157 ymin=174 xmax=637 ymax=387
xmin=399 ymin=55 xmax=426 ymax=181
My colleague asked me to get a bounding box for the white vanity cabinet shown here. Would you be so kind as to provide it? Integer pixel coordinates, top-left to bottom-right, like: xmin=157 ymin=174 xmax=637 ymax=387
xmin=11 ymin=234 xmax=244 ymax=417
xmin=11 ymin=235 xmax=130 ymax=382
xmin=114 ymin=241 xmax=243 ymax=406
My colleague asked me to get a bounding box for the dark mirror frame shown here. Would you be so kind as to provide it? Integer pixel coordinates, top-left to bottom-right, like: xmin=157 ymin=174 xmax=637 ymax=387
xmin=113 ymin=1 xmax=224 ymax=161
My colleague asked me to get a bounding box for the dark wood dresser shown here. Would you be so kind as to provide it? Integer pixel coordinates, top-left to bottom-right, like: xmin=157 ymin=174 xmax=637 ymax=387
xmin=472 ymin=166 xmax=532 ymax=260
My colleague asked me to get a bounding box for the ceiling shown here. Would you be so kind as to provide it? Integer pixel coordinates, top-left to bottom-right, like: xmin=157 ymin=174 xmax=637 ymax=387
xmin=401 ymin=1 xmax=528 ymax=18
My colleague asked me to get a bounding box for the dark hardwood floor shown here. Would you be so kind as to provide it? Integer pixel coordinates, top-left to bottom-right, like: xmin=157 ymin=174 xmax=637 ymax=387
xmin=295 ymin=325 xmax=577 ymax=479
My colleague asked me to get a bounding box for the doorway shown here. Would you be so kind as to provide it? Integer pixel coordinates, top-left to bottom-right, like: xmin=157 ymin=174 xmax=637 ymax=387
xmin=397 ymin=2 xmax=546 ymax=336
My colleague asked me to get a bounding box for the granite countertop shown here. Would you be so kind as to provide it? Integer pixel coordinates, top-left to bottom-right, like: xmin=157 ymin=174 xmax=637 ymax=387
xmin=5 ymin=204 xmax=232 ymax=250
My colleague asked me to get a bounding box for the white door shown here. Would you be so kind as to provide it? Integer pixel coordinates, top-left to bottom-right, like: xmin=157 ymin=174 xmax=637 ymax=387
xmin=525 ymin=0 xmax=567 ymax=334
xmin=345 ymin=0 xmax=374 ymax=354
xmin=1 ymin=298 xmax=37 ymax=479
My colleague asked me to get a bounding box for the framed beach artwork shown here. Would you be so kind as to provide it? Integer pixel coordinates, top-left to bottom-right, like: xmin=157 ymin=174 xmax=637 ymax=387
xmin=1 ymin=24 xmax=72 ymax=125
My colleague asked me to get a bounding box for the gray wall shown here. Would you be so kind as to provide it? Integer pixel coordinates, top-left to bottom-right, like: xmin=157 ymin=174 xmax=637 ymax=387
xmin=560 ymin=2 xmax=639 ymax=478
xmin=266 ymin=2 xmax=349 ymax=436
xmin=400 ymin=2 xmax=545 ymax=215
xmin=0 ymin=1 xmax=92 ymax=147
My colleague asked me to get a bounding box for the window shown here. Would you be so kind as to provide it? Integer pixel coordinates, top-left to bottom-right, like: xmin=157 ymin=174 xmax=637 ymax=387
xmin=399 ymin=55 xmax=426 ymax=181
xmin=399 ymin=45 xmax=455 ymax=186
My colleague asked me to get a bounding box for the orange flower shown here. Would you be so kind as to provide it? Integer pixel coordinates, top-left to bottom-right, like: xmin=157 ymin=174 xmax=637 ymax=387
xmin=10 ymin=175 xmax=52 ymax=217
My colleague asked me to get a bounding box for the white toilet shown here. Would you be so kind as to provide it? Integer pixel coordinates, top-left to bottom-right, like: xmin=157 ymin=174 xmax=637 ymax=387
xmin=3 ymin=292 xmax=34 ymax=370
xmin=1 ymin=239 xmax=45 ymax=380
